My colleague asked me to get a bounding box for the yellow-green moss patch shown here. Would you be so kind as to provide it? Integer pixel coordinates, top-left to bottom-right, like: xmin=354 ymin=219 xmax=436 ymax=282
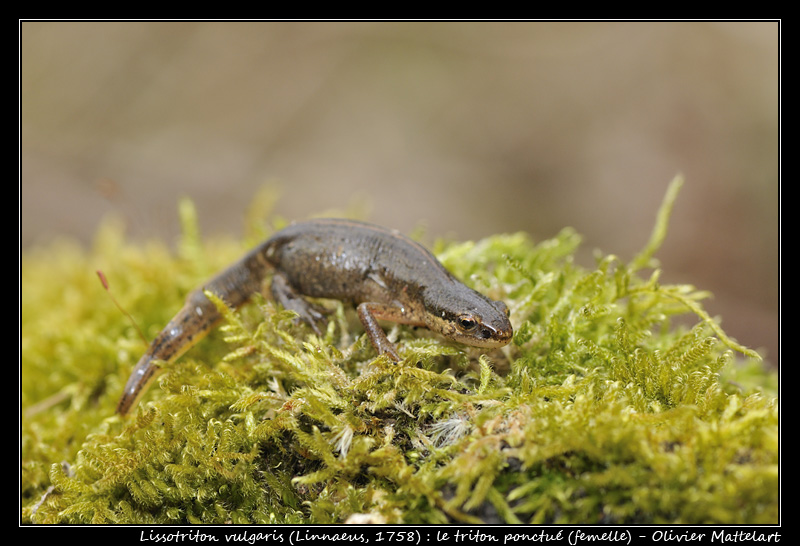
xmin=21 ymin=178 xmax=777 ymax=524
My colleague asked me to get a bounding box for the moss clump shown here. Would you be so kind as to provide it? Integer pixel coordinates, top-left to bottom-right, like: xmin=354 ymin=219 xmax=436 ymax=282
xmin=21 ymin=177 xmax=777 ymax=524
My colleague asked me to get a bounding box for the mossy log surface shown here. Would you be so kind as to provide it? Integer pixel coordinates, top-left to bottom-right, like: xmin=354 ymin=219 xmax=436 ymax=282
xmin=21 ymin=179 xmax=778 ymax=524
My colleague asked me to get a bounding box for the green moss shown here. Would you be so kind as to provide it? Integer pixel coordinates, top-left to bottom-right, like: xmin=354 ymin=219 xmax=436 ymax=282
xmin=21 ymin=177 xmax=778 ymax=524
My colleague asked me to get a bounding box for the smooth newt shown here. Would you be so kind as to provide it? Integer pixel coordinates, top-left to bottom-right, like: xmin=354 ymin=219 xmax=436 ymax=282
xmin=116 ymin=218 xmax=513 ymax=415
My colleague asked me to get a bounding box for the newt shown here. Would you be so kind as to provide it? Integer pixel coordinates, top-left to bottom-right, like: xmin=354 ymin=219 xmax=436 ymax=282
xmin=116 ymin=218 xmax=513 ymax=415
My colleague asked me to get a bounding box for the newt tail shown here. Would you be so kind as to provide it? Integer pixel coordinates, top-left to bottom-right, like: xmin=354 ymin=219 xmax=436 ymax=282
xmin=115 ymin=248 xmax=270 ymax=415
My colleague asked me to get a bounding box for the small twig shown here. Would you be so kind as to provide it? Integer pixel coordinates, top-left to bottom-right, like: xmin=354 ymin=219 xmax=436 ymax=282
xmin=97 ymin=270 xmax=148 ymax=345
xmin=30 ymin=462 xmax=74 ymax=524
xmin=23 ymin=390 xmax=71 ymax=418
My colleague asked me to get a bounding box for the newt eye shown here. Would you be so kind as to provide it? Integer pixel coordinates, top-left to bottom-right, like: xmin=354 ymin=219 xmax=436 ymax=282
xmin=457 ymin=316 xmax=478 ymax=333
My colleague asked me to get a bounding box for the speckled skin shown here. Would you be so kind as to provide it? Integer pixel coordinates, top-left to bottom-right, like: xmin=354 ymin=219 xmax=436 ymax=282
xmin=116 ymin=218 xmax=513 ymax=415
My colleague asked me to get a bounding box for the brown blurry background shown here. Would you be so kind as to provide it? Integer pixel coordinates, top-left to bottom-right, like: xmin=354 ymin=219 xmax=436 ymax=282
xmin=20 ymin=21 xmax=779 ymax=365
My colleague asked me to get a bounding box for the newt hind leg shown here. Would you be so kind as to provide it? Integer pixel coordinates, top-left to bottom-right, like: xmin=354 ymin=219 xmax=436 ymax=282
xmin=269 ymin=271 xmax=330 ymax=335
xmin=269 ymin=273 xmax=404 ymax=362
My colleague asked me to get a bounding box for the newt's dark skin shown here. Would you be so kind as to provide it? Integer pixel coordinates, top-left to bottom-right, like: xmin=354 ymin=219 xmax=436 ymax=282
xmin=116 ymin=218 xmax=513 ymax=415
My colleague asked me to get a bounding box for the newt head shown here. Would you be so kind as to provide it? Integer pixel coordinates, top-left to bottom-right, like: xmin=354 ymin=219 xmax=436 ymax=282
xmin=424 ymin=288 xmax=513 ymax=349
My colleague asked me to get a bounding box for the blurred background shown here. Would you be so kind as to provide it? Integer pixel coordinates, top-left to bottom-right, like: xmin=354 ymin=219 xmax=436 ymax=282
xmin=20 ymin=21 xmax=779 ymax=365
